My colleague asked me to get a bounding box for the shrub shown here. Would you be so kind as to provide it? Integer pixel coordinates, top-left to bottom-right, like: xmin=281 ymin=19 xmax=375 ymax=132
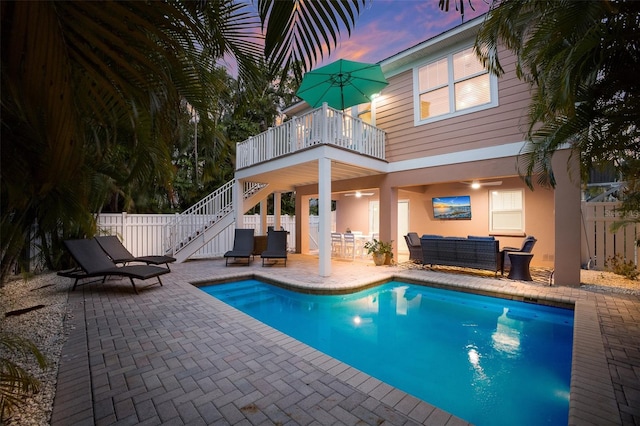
xmin=605 ymin=254 xmax=639 ymax=280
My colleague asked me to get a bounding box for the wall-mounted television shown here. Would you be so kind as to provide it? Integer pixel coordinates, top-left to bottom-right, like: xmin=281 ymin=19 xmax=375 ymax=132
xmin=432 ymin=195 xmax=472 ymax=220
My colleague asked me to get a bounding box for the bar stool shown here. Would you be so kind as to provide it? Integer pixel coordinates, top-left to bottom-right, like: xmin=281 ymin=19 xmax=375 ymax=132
xmin=331 ymin=233 xmax=343 ymax=257
xmin=343 ymin=233 xmax=356 ymax=259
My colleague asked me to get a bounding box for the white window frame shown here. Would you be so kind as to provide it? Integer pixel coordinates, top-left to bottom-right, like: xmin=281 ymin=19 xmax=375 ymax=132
xmin=350 ymin=101 xmax=375 ymax=126
xmin=413 ymin=45 xmax=498 ymax=126
xmin=369 ymin=200 xmax=379 ymax=236
xmin=489 ymin=189 xmax=524 ymax=234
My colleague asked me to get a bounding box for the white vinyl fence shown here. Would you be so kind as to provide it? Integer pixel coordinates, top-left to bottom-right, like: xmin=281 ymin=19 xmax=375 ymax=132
xmin=581 ymin=202 xmax=639 ymax=269
xmin=96 ymin=213 xmax=333 ymax=259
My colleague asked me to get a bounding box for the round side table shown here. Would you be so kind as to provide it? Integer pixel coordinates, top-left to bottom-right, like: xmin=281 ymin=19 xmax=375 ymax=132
xmin=507 ymin=252 xmax=534 ymax=281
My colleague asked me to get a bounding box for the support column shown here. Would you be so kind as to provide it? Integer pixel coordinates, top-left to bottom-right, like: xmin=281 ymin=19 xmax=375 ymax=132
xmin=553 ymin=149 xmax=581 ymax=286
xmin=233 ymin=179 xmax=244 ymax=229
xmin=274 ymin=192 xmax=282 ymax=230
xmin=378 ymin=181 xmax=398 ymax=260
xmin=260 ymin=199 xmax=267 ymax=235
xmin=318 ymin=157 xmax=332 ymax=277
xmin=296 ymin=194 xmax=310 ymax=254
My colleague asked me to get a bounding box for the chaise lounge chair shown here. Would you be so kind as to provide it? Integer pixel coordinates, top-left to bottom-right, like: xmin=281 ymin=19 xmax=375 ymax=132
xmin=501 ymin=236 xmax=537 ymax=274
xmin=261 ymin=230 xmax=288 ymax=267
xmin=58 ymin=239 xmax=169 ymax=293
xmin=95 ymin=235 xmax=176 ymax=270
xmin=224 ymin=228 xmax=255 ymax=265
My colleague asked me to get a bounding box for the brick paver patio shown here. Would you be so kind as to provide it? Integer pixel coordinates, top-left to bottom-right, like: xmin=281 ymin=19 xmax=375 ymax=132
xmin=51 ymin=255 xmax=640 ymax=425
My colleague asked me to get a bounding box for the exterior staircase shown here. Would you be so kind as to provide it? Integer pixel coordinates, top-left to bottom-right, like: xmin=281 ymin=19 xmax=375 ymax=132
xmin=165 ymin=179 xmax=269 ymax=262
xmin=165 ymin=105 xmax=386 ymax=263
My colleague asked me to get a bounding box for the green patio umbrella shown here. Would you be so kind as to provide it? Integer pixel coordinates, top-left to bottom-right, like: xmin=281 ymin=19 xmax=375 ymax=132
xmin=296 ymin=59 xmax=388 ymax=110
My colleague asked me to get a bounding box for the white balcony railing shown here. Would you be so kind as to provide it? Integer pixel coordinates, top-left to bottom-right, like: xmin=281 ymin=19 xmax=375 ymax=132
xmin=236 ymin=103 xmax=386 ymax=169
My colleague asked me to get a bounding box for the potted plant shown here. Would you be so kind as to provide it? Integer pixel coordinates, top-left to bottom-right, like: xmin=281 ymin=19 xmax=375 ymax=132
xmin=364 ymin=239 xmax=394 ymax=266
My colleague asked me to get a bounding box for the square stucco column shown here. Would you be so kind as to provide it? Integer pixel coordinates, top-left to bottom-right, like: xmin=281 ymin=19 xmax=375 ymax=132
xmin=378 ymin=181 xmax=398 ymax=259
xmin=296 ymin=194 xmax=310 ymax=254
xmin=553 ymin=149 xmax=581 ymax=286
xmin=274 ymin=192 xmax=281 ymax=230
xmin=260 ymin=199 xmax=267 ymax=235
xmin=234 ymin=179 xmax=244 ymax=229
xmin=318 ymin=157 xmax=332 ymax=277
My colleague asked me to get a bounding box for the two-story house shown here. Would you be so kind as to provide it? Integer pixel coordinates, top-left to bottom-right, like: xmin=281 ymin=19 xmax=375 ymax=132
xmin=231 ymin=15 xmax=581 ymax=286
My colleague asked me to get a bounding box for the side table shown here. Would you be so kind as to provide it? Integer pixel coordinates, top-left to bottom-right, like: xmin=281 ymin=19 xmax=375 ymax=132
xmin=253 ymin=235 xmax=268 ymax=256
xmin=507 ymin=252 xmax=534 ymax=281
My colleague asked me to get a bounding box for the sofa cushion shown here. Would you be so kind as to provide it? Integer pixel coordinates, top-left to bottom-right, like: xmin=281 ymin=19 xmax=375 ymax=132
xmin=467 ymin=235 xmax=495 ymax=241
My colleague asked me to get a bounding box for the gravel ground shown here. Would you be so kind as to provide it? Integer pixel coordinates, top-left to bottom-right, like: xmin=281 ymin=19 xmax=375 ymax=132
xmin=580 ymin=268 xmax=640 ymax=295
xmin=0 ymin=274 xmax=73 ymax=426
xmin=0 ymin=268 xmax=638 ymax=425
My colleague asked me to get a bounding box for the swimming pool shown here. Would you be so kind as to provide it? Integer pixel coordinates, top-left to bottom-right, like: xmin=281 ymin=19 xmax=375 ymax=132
xmin=199 ymin=279 xmax=574 ymax=426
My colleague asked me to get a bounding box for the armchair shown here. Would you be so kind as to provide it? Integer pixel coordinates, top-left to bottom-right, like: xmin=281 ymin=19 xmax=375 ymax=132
xmin=404 ymin=232 xmax=423 ymax=263
xmin=501 ymin=236 xmax=537 ymax=274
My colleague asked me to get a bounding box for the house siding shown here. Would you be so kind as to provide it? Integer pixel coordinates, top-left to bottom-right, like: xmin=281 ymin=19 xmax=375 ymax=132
xmin=378 ymin=46 xmax=531 ymax=163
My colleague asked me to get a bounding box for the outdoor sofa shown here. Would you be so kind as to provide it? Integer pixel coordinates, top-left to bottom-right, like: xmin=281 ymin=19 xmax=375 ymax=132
xmin=420 ymin=234 xmax=502 ymax=275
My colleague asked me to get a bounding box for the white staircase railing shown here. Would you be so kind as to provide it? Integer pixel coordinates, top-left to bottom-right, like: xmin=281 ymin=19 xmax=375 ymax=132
xmin=165 ymin=179 xmax=268 ymax=258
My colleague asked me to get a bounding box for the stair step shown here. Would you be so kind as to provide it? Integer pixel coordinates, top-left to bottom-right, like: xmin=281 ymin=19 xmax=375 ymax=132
xmin=204 ymin=284 xmax=274 ymax=307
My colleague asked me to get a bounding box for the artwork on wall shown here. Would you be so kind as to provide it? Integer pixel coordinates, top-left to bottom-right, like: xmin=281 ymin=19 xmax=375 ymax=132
xmin=432 ymin=195 xmax=472 ymax=220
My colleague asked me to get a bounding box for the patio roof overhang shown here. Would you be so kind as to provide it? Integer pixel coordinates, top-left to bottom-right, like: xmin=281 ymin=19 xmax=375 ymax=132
xmin=234 ymin=144 xmax=389 ymax=192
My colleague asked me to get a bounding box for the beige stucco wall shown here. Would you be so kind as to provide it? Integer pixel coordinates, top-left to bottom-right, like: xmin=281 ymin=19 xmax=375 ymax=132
xmin=395 ymin=179 xmax=556 ymax=269
xmin=334 ymin=194 xmax=373 ymax=235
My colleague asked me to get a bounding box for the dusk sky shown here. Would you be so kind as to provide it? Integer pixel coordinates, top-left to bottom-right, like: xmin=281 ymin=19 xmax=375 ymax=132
xmin=318 ymin=0 xmax=491 ymax=66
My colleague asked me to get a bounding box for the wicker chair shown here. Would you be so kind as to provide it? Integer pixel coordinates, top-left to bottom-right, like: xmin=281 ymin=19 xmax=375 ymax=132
xmin=501 ymin=236 xmax=537 ymax=274
xmin=404 ymin=232 xmax=423 ymax=263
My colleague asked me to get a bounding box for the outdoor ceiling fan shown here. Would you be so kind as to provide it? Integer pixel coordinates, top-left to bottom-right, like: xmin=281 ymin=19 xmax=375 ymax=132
xmin=343 ymin=191 xmax=375 ymax=197
xmin=460 ymin=180 xmax=503 ymax=189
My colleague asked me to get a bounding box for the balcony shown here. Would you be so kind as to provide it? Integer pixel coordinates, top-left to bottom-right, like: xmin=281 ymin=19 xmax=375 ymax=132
xmin=236 ymin=104 xmax=386 ymax=170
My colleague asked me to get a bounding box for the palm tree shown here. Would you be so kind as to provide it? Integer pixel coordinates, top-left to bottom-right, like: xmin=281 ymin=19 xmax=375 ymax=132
xmin=0 ymin=332 xmax=49 ymax=421
xmin=474 ymin=0 xmax=640 ymax=193
xmin=1 ymin=0 xmax=369 ymax=282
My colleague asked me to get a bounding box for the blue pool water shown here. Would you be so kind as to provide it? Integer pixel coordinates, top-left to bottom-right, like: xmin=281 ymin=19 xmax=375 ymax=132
xmin=199 ymin=280 xmax=573 ymax=426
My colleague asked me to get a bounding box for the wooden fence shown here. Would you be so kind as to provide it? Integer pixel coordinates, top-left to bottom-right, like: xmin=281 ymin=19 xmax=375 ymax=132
xmin=581 ymin=201 xmax=639 ymax=269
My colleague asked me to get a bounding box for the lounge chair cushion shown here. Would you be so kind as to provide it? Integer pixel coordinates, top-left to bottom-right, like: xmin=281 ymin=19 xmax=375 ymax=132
xmin=262 ymin=231 xmax=288 ymax=266
xmin=224 ymin=229 xmax=255 ymax=265
xmin=95 ymin=235 xmax=176 ymax=269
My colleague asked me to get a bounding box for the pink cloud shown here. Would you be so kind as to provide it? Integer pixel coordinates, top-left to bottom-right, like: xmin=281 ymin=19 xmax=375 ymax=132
xmin=315 ymin=0 xmax=490 ymax=67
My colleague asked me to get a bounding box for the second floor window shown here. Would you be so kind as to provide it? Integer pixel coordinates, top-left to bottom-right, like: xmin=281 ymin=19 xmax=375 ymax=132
xmin=416 ymin=47 xmax=496 ymax=123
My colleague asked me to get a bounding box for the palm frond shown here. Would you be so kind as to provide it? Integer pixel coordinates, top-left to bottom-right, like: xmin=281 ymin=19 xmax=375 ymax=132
xmin=0 ymin=333 xmax=48 ymax=421
xmin=259 ymin=0 xmax=368 ymax=73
